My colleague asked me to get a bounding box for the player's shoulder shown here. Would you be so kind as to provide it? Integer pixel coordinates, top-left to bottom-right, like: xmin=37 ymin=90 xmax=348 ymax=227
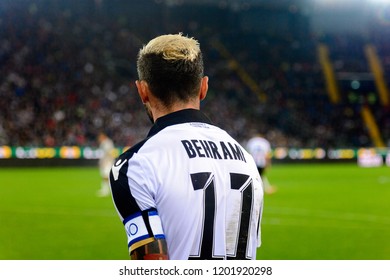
xmin=110 ymin=137 xmax=152 ymax=184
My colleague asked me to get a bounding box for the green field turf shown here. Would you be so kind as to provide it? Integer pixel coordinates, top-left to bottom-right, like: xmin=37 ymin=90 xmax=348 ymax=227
xmin=0 ymin=163 xmax=389 ymax=260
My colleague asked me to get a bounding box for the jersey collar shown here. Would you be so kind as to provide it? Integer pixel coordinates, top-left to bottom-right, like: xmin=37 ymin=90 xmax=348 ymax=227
xmin=147 ymin=109 xmax=213 ymax=137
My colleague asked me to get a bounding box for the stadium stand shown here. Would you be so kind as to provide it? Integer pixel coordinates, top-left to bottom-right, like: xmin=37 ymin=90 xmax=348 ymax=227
xmin=1 ymin=0 xmax=389 ymax=149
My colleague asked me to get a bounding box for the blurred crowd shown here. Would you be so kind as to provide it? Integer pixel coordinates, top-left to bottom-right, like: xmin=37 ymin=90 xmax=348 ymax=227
xmin=1 ymin=0 xmax=389 ymax=148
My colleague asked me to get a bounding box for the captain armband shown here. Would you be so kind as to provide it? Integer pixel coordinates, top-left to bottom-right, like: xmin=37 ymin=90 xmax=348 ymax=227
xmin=123 ymin=210 xmax=165 ymax=252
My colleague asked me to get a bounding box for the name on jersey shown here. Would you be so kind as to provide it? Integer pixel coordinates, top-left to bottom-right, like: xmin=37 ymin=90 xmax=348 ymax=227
xmin=181 ymin=139 xmax=246 ymax=162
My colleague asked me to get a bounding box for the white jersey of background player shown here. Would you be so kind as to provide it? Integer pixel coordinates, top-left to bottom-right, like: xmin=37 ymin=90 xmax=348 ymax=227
xmin=246 ymin=134 xmax=276 ymax=194
xmin=97 ymin=132 xmax=115 ymax=197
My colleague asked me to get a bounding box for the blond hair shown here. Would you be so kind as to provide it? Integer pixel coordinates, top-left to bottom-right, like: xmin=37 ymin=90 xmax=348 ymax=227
xmin=136 ymin=33 xmax=204 ymax=107
xmin=139 ymin=33 xmax=200 ymax=62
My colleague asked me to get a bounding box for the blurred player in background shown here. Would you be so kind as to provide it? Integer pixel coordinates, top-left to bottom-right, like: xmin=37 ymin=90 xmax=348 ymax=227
xmin=97 ymin=132 xmax=115 ymax=197
xmin=109 ymin=33 xmax=264 ymax=260
xmin=246 ymin=134 xmax=276 ymax=194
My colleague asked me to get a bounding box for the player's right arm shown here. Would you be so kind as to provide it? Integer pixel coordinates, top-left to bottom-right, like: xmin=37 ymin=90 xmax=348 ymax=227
xmin=109 ymin=153 xmax=168 ymax=260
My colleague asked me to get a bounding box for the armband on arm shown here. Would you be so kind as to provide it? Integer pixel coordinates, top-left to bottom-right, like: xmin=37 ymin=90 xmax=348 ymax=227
xmin=124 ymin=209 xmax=168 ymax=260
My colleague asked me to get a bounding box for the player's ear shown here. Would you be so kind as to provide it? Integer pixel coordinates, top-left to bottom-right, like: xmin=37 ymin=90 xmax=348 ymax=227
xmin=199 ymin=76 xmax=208 ymax=101
xmin=135 ymin=80 xmax=150 ymax=104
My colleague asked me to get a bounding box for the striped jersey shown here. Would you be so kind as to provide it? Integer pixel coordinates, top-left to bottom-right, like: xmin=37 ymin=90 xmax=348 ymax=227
xmin=109 ymin=109 xmax=264 ymax=260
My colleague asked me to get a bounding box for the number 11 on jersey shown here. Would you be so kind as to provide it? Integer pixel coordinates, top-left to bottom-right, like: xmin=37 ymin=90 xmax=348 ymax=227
xmin=189 ymin=172 xmax=257 ymax=260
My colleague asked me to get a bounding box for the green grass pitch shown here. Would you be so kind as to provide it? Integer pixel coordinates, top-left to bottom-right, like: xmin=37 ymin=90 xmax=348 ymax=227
xmin=0 ymin=163 xmax=389 ymax=260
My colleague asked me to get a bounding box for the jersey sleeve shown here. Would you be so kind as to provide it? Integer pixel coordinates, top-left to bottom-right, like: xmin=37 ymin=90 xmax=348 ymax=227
xmin=109 ymin=154 xmax=165 ymax=253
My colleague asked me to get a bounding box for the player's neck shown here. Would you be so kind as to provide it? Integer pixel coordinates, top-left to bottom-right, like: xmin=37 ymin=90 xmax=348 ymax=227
xmin=151 ymin=100 xmax=200 ymax=122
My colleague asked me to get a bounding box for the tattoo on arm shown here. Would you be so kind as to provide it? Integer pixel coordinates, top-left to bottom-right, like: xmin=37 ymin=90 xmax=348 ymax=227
xmin=130 ymin=239 xmax=168 ymax=260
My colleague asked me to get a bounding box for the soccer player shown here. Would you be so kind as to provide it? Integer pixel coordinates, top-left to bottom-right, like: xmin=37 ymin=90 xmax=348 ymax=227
xmin=109 ymin=34 xmax=264 ymax=260
xmin=96 ymin=132 xmax=115 ymax=197
xmin=246 ymin=134 xmax=276 ymax=194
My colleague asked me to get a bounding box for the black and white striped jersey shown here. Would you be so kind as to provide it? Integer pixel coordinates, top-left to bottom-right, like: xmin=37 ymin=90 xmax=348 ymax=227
xmin=109 ymin=109 xmax=264 ymax=260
